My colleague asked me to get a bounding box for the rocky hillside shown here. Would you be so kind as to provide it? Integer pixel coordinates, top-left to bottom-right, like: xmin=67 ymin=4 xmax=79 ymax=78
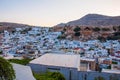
xmin=55 ymin=14 xmax=120 ymax=27
xmin=0 ymin=22 xmax=30 ymax=28
xmin=0 ymin=22 xmax=31 ymax=31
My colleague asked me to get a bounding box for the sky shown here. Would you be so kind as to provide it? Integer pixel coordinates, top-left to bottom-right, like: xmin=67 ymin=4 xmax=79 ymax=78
xmin=0 ymin=0 xmax=120 ymax=27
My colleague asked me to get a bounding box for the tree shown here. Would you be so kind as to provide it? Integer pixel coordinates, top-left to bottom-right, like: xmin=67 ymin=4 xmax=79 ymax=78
xmin=74 ymin=26 xmax=81 ymax=37
xmin=57 ymin=35 xmax=66 ymax=39
xmin=74 ymin=26 xmax=81 ymax=32
xmin=0 ymin=57 xmax=15 ymax=80
xmin=101 ymin=28 xmax=110 ymax=31
xmin=107 ymin=32 xmax=120 ymax=40
xmin=97 ymin=36 xmax=106 ymax=42
xmin=93 ymin=27 xmax=100 ymax=32
xmin=113 ymin=26 xmax=117 ymax=32
xmin=117 ymin=26 xmax=120 ymax=31
xmin=113 ymin=32 xmax=120 ymax=36
xmin=74 ymin=32 xmax=81 ymax=36
xmin=27 ymin=27 xmax=32 ymax=31
xmin=94 ymin=76 xmax=105 ymax=80
xmin=0 ymin=50 xmax=3 ymax=54
xmin=63 ymin=27 xmax=67 ymax=32
xmin=95 ymin=63 xmax=102 ymax=72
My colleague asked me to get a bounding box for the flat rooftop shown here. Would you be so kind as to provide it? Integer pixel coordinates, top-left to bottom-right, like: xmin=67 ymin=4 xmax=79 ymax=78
xmin=102 ymin=69 xmax=120 ymax=74
xmin=30 ymin=53 xmax=80 ymax=69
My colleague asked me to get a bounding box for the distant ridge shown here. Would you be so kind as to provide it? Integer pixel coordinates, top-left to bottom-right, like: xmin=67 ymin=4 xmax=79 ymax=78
xmin=0 ymin=22 xmax=32 ymax=31
xmin=55 ymin=14 xmax=120 ymax=27
xmin=0 ymin=22 xmax=29 ymax=28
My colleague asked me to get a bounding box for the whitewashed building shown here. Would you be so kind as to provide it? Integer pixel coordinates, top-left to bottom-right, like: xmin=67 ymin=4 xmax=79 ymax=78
xmin=29 ymin=53 xmax=80 ymax=80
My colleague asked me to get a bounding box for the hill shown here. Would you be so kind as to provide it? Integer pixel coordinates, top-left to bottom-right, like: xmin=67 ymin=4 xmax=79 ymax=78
xmin=55 ymin=14 xmax=120 ymax=27
xmin=0 ymin=22 xmax=30 ymax=28
xmin=0 ymin=22 xmax=31 ymax=31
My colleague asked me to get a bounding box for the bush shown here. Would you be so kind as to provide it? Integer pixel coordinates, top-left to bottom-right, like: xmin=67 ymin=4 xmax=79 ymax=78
xmin=57 ymin=35 xmax=66 ymax=39
xmin=94 ymin=76 xmax=105 ymax=80
xmin=107 ymin=65 xmax=111 ymax=69
xmin=89 ymin=48 xmax=94 ymax=51
xmin=102 ymin=28 xmax=110 ymax=31
xmin=112 ymin=61 xmax=117 ymax=64
xmin=107 ymin=36 xmax=120 ymax=40
xmin=0 ymin=50 xmax=3 ymax=54
xmin=93 ymin=27 xmax=100 ymax=32
xmin=33 ymin=71 xmax=65 ymax=80
xmin=113 ymin=32 xmax=120 ymax=36
xmin=74 ymin=32 xmax=80 ymax=36
xmin=117 ymin=26 xmax=120 ymax=31
xmin=8 ymin=59 xmax=31 ymax=65
xmin=0 ymin=57 xmax=15 ymax=80
xmin=50 ymin=72 xmax=65 ymax=80
xmin=74 ymin=26 xmax=81 ymax=32
xmin=113 ymin=26 xmax=117 ymax=31
xmin=97 ymin=36 xmax=106 ymax=42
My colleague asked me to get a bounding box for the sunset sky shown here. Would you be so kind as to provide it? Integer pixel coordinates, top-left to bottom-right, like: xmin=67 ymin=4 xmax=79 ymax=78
xmin=0 ymin=0 xmax=120 ymax=27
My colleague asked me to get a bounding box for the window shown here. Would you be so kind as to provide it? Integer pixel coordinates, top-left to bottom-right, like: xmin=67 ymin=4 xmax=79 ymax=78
xmin=47 ymin=67 xmax=60 ymax=72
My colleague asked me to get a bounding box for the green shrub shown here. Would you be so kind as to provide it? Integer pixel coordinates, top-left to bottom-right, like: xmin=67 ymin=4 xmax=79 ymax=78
xmin=0 ymin=57 xmax=15 ymax=80
xmin=74 ymin=26 xmax=81 ymax=32
xmin=74 ymin=32 xmax=81 ymax=36
xmin=8 ymin=59 xmax=31 ymax=65
xmin=93 ymin=27 xmax=100 ymax=32
xmin=112 ymin=61 xmax=117 ymax=64
xmin=94 ymin=76 xmax=105 ymax=80
xmin=102 ymin=28 xmax=110 ymax=31
xmin=57 ymin=35 xmax=66 ymax=39
xmin=0 ymin=50 xmax=3 ymax=54
xmin=33 ymin=71 xmax=65 ymax=80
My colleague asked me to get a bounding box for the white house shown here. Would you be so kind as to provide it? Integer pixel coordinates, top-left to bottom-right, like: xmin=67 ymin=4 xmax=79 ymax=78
xmin=29 ymin=53 xmax=80 ymax=80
